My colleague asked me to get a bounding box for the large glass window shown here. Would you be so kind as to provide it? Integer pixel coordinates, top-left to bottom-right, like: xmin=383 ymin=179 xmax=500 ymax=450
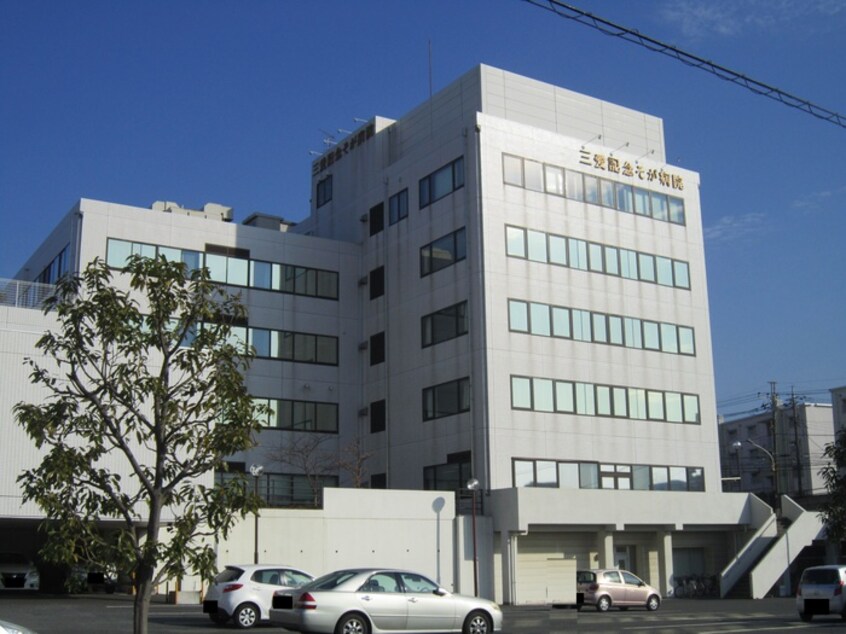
xmin=420 ymin=157 xmax=464 ymax=208
xmin=422 ymin=301 xmax=468 ymax=347
xmin=423 ymin=377 xmax=470 ymax=421
xmin=420 ymin=228 xmax=466 ymax=277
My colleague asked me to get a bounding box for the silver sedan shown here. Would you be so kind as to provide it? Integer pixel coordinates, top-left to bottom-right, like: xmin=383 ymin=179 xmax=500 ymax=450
xmin=269 ymin=568 xmax=502 ymax=634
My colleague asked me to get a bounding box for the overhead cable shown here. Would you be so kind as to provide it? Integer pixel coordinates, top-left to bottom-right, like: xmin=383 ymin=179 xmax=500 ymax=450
xmin=522 ymin=0 xmax=846 ymax=130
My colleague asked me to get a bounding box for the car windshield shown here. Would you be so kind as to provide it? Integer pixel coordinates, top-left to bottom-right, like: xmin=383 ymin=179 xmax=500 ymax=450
xmin=304 ymin=570 xmax=360 ymax=591
xmin=213 ymin=567 xmax=243 ymax=583
xmin=0 ymin=553 xmax=29 ymax=565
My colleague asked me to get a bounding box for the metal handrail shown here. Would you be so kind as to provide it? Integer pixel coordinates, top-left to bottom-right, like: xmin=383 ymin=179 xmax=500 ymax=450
xmin=0 ymin=278 xmax=55 ymax=310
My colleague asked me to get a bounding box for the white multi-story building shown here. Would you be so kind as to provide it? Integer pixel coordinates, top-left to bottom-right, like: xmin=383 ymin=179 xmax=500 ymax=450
xmin=1 ymin=65 xmax=827 ymax=602
xmin=718 ymin=402 xmax=834 ymax=505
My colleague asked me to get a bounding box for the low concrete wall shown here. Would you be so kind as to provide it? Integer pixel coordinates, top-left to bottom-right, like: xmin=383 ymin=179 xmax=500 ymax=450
xmin=215 ymin=488 xmax=473 ymax=594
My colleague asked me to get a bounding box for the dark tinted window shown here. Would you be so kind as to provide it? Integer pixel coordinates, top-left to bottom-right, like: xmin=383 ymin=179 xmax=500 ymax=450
xmin=214 ymin=567 xmax=244 ymax=583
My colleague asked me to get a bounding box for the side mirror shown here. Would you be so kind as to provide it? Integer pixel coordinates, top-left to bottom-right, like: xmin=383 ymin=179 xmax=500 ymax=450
xmin=434 ymin=587 xmax=449 ymax=596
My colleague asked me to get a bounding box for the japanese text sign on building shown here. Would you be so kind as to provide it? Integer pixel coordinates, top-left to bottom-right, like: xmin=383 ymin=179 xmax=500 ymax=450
xmin=579 ymin=149 xmax=684 ymax=191
xmin=312 ymin=123 xmax=376 ymax=176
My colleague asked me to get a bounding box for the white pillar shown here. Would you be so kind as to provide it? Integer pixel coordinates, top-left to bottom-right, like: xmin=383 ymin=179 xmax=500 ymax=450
xmin=597 ymin=530 xmax=614 ymax=569
xmin=658 ymin=530 xmax=674 ymax=597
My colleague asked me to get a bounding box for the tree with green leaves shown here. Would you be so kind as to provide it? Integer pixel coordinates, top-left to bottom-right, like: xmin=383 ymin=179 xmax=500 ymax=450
xmin=820 ymin=426 xmax=846 ymax=553
xmin=14 ymin=255 xmax=263 ymax=634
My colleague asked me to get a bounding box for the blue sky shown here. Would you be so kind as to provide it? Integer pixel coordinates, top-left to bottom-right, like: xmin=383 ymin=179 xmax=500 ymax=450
xmin=1 ymin=0 xmax=844 ymax=415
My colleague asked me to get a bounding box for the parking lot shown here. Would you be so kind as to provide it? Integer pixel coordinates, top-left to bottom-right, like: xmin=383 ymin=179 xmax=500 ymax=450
xmin=1 ymin=591 xmax=843 ymax=633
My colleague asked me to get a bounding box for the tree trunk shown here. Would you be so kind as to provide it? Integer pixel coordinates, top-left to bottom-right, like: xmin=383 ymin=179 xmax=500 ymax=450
xmin=133 ymin=563 xmax=155 ymax=634
xmin=134 ymin=496 xmax=163 ymax=634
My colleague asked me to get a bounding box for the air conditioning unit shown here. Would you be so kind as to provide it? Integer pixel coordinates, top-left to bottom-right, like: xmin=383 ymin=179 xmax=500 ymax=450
xmin=358 ymin=276 xmax=368 ymax=286
xmin=358 ymin=341 xmax=369 ymax=350
xmin=359 ymin=213 xmax=368 ymax=222
xmin=358 ymin=407 xmax=369 ymax=417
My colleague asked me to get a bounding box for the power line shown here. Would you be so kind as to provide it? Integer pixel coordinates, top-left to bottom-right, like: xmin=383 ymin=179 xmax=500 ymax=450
xmin=522 ymin=0 xmax=846 ymax=130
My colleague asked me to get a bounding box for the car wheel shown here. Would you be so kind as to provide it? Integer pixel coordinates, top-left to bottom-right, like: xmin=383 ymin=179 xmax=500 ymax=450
xmin=335 ymin=612 xmax=370 ymax=634
xmin=646 ymin=595 xmax=660 ymax=611
xmin=463 ymin=610 xmax=492 ymax=634
xmin=799 ymin=612 xmax=812 ymax=622
xmin=234 ymin=603 xmax=259 ymax=629
xmin=209 ymin=611 xmax=228 ymax=625
xmin=596 ymin=595 xmax=612 ymax=612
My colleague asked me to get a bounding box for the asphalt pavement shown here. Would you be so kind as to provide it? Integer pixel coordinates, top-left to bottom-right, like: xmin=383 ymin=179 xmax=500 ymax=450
xmin=0 ymin=591 xmax=841 ymax=633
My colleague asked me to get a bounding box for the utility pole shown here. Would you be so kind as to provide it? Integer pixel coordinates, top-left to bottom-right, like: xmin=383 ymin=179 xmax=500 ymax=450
xmin=768 ymin=381 xmax=780 ymax=511
xmin=791 ymin=388 xmax=804 ymax=497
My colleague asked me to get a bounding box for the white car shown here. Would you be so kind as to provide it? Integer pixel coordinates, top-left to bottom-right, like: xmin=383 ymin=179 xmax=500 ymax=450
xmin=269 ymin=567 xmax=502 ymax=634
xmin=0 ymin=618 xmax=39 ymax=634
xmin=0 ymin=553 xmax=39 ymax=590
xmin=203 ymin=564 xmax=313 ymax=629
xmin=796 ymin=564 xmax=846 ymax=622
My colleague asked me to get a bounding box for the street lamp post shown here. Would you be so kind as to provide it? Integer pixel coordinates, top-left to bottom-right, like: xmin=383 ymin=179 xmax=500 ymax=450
xmin=731 ymin=440 xmax=743 ymax=491
xmin=465 ymin=477 xmax=480 ymax=597
xmin=746 ymin=438 xmax=777 ymax=500
xmin=250 ymin=464 xmax=264 ymax=564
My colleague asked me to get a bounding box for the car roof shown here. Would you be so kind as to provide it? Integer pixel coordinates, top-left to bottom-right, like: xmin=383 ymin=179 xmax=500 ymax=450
xmin=802 ymin=565 xmax=846 ymax=572
xmin=224 ymin=563 xmax=307 ymax=571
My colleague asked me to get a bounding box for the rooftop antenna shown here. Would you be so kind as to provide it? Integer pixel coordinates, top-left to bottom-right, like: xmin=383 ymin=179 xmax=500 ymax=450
xmin=319 ymin=129 xmax=337 ymax=146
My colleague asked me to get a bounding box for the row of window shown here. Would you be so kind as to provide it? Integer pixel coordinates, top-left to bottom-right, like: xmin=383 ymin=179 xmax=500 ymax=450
xmin=107 ymin=239 xmax=339 ymax=300
xmin=508 ymin=299 xmax=696 ymax=356
xmin=227 ymin=325 xmax=338 ymax=366
xmin=513 ymin=458 xmax=705 ymax=492
xmin=503 ymin=153 xmax=686 ymax=225
xmin=420 ymin=157 xmax=464 ymax=208
xmin=511 ymin=375 xmax=700 ymax=424
xmin=253 ymin=397 xmax=338 ymax=432
xmin=506 ymin=226 xmax=691 ymax=290
xmin=423 ymin=377 xmax=471 ymax=421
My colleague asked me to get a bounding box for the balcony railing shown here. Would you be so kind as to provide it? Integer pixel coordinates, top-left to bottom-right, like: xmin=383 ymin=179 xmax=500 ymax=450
xmin=0 ymin=278 xmax=55 ymax=310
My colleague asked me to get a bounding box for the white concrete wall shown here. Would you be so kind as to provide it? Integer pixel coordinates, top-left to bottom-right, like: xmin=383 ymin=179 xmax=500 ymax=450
xmin=216 ymin=488 xmax=463 ymax=592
